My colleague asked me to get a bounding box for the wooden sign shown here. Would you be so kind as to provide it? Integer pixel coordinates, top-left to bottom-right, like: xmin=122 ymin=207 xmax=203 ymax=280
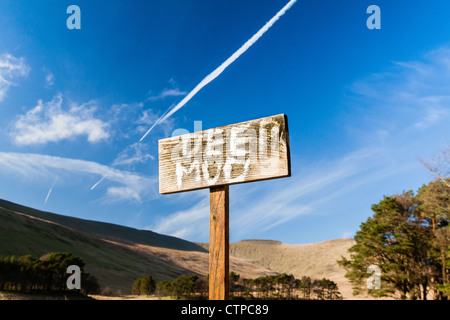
xmin=158 ymin=114 xmax=291 ymax=300
xmin=158 ymin=114 xmax=291 ymax=194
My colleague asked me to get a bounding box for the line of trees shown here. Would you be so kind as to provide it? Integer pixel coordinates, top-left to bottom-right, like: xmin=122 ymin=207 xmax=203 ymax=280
xmin=338 ymin=179 xmax=450 ymax=300
xmin=229 ymin=273 xmax=341 ymax=300
xmin=146 ymin=272 xmax=341 ymax=300
xmin=0 ymin=252 xmax=100 ymax=295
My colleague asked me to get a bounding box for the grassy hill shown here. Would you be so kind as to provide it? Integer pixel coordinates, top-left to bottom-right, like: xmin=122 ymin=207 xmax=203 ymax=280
xmin=0 ymin=199 xmax=275 ymax=294
xmin=0 ymin=199 xmax=205 ymax=252
xmin=0 ymin=205 xmax=197 ymax=293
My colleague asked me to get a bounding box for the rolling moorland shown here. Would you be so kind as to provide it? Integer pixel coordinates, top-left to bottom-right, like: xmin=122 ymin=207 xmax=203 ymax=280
xmin=0 ymin=198 xmax=358 ymax=299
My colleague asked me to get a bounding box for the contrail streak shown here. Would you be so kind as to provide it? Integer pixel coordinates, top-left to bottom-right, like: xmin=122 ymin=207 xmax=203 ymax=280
xmin=90 ymin=176 xmax=105 ymax=190
xmin=44 ymin=178 xmax=57 ymax=205
xmin=92 ymin=0 xmax=297 ymax=191
xmin=139 ymin=0 xmax=297 ymax=142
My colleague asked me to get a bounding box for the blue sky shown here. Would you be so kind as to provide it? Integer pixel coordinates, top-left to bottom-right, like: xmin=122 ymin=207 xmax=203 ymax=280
xmin=0 ymin=0 xmax=449 ymax=244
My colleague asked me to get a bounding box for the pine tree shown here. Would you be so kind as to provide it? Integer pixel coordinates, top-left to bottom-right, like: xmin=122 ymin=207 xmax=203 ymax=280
xmin=131 ymin=278 xmax=142 ymax=295
xmin=416 ymin=180 xmax=450 ymax=299
xmin=140 ymin=275 xmax=155 ymax=296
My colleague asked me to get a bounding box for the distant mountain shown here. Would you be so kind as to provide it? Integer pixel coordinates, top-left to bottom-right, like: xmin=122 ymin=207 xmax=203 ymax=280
xmin=0 ymin=199 xmax=275 ymax=294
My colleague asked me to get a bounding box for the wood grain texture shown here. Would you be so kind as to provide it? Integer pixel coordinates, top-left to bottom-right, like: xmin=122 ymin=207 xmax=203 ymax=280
xmin=159 ymin=114 xmax=291 ymax=194
xmin=209 ymin=185 xmax=229 ymax=300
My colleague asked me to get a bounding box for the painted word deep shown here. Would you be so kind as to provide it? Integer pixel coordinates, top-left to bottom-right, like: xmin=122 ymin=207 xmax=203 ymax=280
xmin=158 ymin=114 xmax=290 ymax=194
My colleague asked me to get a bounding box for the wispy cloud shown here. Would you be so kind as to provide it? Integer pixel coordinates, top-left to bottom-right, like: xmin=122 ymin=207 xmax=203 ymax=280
xmin=12 ymin=94 xmax=110 ymax=145
xmin=135 ymin=108 xmax=175 ymax=137
xmin=106 ymin=186 xmax=143 ymax=203
xmin=45 ymin=71 xmax=54 ymax=87
xmin=89 ymin=141 xmax=156 ymax=191
xmin=151 ymin=193 xmax=209 ymax=240
xmin=350 ymin=45 xmax=450 ymax=134
xmin=413 ymin=95 xmax=450 ymax=129
xmin=89 ymin=105 xmax=163 ymax=191
xmin=111 ymin=142 xmax=155 ymax=168
xmin=0 ymin=152 xmax=157 ymax=203
xmin=139 ymin=0 xmax=298 ymax=142
xmin=0 ymin=53 xmax=29 ymax=102
xmin=145 ymin=87 xmax=187 ymax=102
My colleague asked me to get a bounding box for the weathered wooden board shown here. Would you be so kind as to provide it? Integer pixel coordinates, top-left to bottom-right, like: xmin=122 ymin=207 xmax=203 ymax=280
xmin=158 ymin=114 xmax=290 ymax=194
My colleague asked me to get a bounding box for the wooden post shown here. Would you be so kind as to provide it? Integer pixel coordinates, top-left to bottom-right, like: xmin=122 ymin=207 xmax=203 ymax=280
xmin=209 ymin=185 xmax=229 ymax=300
xmin=158 ymin=114 xmax=291 ymax=300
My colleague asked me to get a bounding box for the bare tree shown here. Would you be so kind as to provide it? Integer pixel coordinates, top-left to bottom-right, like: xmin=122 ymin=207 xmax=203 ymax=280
xmin=421 ymin=146 xmax=450 ymax=188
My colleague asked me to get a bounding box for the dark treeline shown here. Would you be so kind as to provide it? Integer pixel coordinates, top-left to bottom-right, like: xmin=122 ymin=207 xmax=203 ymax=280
xmin=0 ymin=252 xmax=100 ymax=295
xmin=156 ymin=274 xmax=204 ymax=299
xmin=229 ymin=272 xmax=342 ymax=300
xmin=150 ymin=272 xmax=342 ymax=300
xmin=232 ymin=273 xmax=342 ymax=300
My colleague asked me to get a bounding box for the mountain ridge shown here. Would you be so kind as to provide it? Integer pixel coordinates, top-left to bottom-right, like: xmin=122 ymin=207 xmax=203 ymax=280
xmin=0 ymin=198 xmax=206 ymax=253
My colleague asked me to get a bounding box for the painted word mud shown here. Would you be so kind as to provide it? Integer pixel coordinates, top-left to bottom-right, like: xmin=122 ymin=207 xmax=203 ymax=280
xmin=158 ymin=114 xmax=290 ymax=194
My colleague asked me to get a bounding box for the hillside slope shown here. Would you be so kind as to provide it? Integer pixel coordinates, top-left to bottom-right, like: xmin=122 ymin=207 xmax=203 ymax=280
xmin=228 ymin=239 xmax=357 ymax=299
xmin=0 ymin=200 xmax=275 ymax=294
xmin=0 ymin=199 xmax=205 ymax=252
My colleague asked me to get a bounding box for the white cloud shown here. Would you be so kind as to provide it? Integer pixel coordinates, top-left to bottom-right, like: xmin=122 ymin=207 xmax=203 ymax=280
xmin=106 ymin=187 xmax=142 ymax=203
xmin=145 ymin=87 xmax=187 ymax=102
xmin=112 ymin=142 xmax=155 ymax=168
xmin=45 ymin=71 xmax=54 ymax=87
xmin=0 ymin=54 xmax=29 ymax=102
xmin=108 ymin=102 xmax=175 ymax=139
xmin=150 ymin=193 xmax=209 ymax=240
xmin=350 ymin=45 xmax=450 ymax=134
xmin=413 ymin=96 xmax=450 ymax=129
xmin=12 ymin=94 xmax=110 ymax=145
xmin=0 ymin=151 xmax=157 ymax=203
xmin=135 ymin=108 xmax=175 ymax=137
xmin=136 ymin=108 xmax=159 ymax=125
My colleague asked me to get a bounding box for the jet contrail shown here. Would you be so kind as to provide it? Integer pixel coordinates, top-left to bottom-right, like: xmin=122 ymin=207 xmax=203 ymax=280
xmin=44 ymin=178 xmax=57 ymax=205
xmin=90 ymin=175 xmax=105 ymax=190
xmin=92 ymin=0 xmax=297 ymax=191
xmin=139 ymin=0 xmax=297 ymax=142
